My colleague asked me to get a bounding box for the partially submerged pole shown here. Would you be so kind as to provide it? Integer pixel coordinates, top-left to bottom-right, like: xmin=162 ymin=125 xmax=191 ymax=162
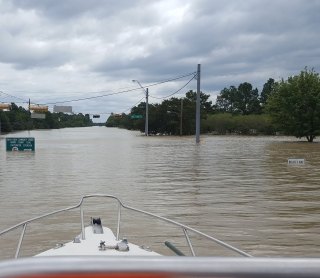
xmin=195 ymin=64 xmax=201 ymax=143
xmin=145 ymin=88 xmax=149 ymax=136
xmin=180 ymin=98 xmax=183 ymax=136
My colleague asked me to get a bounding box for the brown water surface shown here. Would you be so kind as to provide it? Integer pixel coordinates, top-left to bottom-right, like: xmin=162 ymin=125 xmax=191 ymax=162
xmin=0 ymin=127 xmax=319 ymax=259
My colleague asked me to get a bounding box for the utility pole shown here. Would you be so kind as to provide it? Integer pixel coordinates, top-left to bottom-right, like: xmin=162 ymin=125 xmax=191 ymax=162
xmin=132 ymin=80 xmax=149 ymax=136
xmin=180 ymin=98 xmax=183 ymax=136
xmin=145 ymin=88 xmax=149 ymax=136
xmin=195 ymin=64 xmax=201 ymax=143
xmin=0 ymin=116 xmax=1 ymax=136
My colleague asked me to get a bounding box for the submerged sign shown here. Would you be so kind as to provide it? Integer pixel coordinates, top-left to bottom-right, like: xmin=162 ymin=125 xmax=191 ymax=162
xmin=6 ymin=137 xmax=35 ymax=151
xmin=288 ymin=158 xmax=305 ymax=165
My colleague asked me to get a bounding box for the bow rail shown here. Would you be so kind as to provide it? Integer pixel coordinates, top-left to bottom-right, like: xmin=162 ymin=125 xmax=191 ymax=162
xmin=0 ymin=194 xmax=252 ymax=259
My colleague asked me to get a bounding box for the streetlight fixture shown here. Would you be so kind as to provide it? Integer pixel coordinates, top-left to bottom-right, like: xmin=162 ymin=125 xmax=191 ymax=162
xmin=132 ymin=80 xmax=149 ymax=136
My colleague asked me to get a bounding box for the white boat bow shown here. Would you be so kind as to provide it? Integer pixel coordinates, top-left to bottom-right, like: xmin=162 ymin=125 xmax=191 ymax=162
xmin=1 ymin=195 xmax=320 ymax=277
xmin=0 ymin=194 xmax=251 ymax=258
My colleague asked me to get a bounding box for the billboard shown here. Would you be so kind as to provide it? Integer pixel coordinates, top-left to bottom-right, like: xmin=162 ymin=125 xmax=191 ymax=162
xmin=29 ymin=105 xmax=48 ymax=112
xmin=31 ymin=113 xmax=46 ymax=119
xmin=53 ymin=105 xmax=73 ymax=113
xmin=0 ymin=103 xmax=11 ymax=110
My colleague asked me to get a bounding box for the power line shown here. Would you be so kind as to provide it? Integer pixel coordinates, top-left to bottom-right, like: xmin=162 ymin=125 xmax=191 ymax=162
xmin=115 ymin=73 xmax=196 ymax=116
xmin=1 ymin=71 xmax=197 ymax=118
xmin=0 ymin=91 xmax=29 ymax=103
xmin=140 ymin=71 xmax=196 ymax=89
xmin=42 ymin=88 xmax=139 ymax=105
xmin=149 ymin=73 xmax=197 ymax=100
xmin=41 ymin=71 xmax=196 ymax=105
xmin=77 ymin=95 xmax=146 ymax=116
xmin=117 ymin=73 xmax=197 ymax=115
xmin=121 ymin=96 xmax=146 ymax=114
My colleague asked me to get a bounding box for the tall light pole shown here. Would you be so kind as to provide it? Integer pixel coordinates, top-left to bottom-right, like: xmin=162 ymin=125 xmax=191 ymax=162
xmin=132 ymin=80 xmax=149 ymax=136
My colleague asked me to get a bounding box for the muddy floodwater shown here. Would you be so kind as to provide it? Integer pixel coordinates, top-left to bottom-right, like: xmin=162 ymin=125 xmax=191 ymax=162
xmin=0 ymin=127 xmax=319 ymax=259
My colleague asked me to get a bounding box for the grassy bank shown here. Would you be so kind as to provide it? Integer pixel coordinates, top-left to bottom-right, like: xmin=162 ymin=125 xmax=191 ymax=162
xmin=202 ymin=113 xmax=276 ymax=135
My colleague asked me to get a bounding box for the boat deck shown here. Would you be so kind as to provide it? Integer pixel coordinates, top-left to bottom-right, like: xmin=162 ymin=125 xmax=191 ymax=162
xmin=36 ymin=226 xmax=160 ymax=257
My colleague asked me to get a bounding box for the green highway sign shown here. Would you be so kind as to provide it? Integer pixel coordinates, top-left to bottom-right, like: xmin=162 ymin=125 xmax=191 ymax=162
xmin=6 ymin=137 xmax=35 ymax=151
xmin=131 ymin=114 xmax=143 ymax=119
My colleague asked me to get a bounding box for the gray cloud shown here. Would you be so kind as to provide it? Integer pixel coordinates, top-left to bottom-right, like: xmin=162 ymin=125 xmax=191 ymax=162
xmin=0 ymin=0 xmax=319 ymax=121
xmin=10 ymin=0 xmax=138 ymax=20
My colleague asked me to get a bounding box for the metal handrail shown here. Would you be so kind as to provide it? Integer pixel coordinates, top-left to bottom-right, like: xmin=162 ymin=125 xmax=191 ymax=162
xmin=0 ymin=194 xmax=252 ymax=258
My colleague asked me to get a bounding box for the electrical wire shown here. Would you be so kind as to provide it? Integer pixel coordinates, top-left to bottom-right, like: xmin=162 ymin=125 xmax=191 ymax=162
xmin=149 ymin=73 xmax=197 ymax=100
xmin=0 ymin=91 xmax=29 ymax=103
xmin=1 ymin=71 xmax=197 ymax=116
xmin=137 ymin=71 xmax=196 ymax=89
xmin=42 ymin=88 xmax=139 ymax=105
xmin=107 ymin=73 xmax=196 ymax=116
xmin=116 ymin=73 xmax=197 ymax=114
xmin=121 ymin=96 xmax=146 ymax=114
xmin=40 ymin=71 xmax=196 ymax=105
xmin=78 ymin=95 xmax=145 ymax=116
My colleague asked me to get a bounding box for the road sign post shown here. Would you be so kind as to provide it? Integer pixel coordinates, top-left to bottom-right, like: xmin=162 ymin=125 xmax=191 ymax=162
xmin=131 ymin=114 xmax=143 ymax=119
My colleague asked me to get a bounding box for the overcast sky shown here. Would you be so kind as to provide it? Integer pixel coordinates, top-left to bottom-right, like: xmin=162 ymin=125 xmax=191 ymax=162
xmin=0 ymin=0 xmax=319 ymax=122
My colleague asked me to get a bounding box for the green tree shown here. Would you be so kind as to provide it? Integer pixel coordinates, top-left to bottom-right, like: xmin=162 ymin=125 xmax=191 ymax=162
xmin=216 ymin=83 xmax=261 ymax=115
xmin=106 ymin=90 xmax=213 ymax=136
xmin=260 ymin=78 xmax=276 ymax=107
xmin=236 ymin=82 xmax=261 ymax=115
xmin=7 ymin=103 xmax=31 ymax=130
xmin=130 ymin=103 xmax=146 ymax=132
xmin=267 ymin=68 xmax=320 ymax=142
xmin=0 ymin=110 xmax=12 ymax=132
xmin=182 ymin=90 xmax=213 ymax=135
xmin=203 ymin=113 xmax=275 ymax=135
xmin=216 ymin=86 xmax=237 ymax=113
xmin=2 ymin=103 xmax=93 ymax=132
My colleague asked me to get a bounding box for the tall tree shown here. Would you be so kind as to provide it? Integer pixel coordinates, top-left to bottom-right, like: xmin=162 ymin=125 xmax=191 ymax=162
xmin=216 ymin=83 xmax=261 ymax=115
xmin=183 ymin=90 xmax=213 ymax=135
xmin=267 ymin=68 xmax=320 ymax=142
xmin=260 ymin=78 xmax=276 ymax=107
xmin=216 ymin=86 xmax=238 ymax=113
xmin=236 ymin=82 xmax=261 ymax=115
xmin=0 ymin=111 xmax=12 ymax=132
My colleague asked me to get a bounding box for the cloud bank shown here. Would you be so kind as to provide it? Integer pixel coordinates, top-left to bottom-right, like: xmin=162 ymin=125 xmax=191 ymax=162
xmin=0 ymin=0 xmax=319 ymax=121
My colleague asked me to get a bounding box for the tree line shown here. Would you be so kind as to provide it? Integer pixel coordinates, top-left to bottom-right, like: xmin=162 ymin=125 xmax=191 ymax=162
xmin=106 ymin=68 xmax=320 ymax=142
xmin=106 ymin=89 xmax=274 ymax=136
xmin=2 ymin=68 xmax=319 ymax=142
xmin=0 ymin=103 xmax=93 ymax=133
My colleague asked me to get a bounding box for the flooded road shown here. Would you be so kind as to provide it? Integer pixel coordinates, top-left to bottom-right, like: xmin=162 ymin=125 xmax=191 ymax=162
xmin=0 ymin=127 xmax=319 ymax=259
